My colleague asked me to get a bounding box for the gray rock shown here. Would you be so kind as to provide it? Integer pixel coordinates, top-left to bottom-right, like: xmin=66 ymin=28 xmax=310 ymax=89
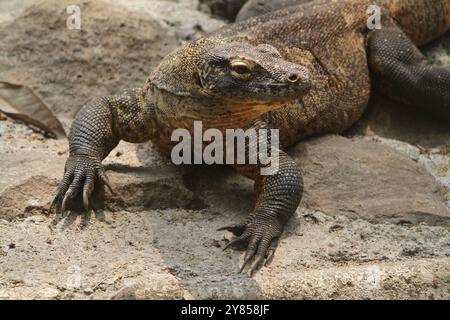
xmin=0 ymin=0 xmax=171 ymax=126
xmin=83 ymin=287 xmax=94 ymax=295
xmin=38 ymin=287 xmax=59 ymax=299
xmin=199 ymin=0 xmax=248 ymax=21
xmin=290 ymin=135 xmax=450 ymax=226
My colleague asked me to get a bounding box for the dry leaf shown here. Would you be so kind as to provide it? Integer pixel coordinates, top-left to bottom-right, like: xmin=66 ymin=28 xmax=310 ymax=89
xmin=0 ymin=81 xmax=66 ymax=139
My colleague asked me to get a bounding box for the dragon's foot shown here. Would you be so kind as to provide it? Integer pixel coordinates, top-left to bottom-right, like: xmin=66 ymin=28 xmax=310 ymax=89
xmin=50 ymin=154 xmax=113 ymax=216
xmin=219 ymin=216 xmax=282 ymax=276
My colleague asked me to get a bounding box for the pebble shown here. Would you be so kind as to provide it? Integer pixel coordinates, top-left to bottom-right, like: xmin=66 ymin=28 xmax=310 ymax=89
xmin=39 ymin=287 xmax=59 ymax=299
xmin=0 ymin=290 xmax=9 ymax=299
xmin=83 ymin=287 xmax=94 ymax=295
xmin=24 ymin=215 xmax=46 ymax=224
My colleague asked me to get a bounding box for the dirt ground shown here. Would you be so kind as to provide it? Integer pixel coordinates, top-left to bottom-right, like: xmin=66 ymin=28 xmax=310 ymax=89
xmin=0 ymin=0 xmax=449 ymax=299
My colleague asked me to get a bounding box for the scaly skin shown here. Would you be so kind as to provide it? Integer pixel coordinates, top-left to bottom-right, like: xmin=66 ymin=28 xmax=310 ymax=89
xmin=51 ymin=0 xmax=450 ymax=276
xmin=236 ymin=0 xmax=315 ymax=22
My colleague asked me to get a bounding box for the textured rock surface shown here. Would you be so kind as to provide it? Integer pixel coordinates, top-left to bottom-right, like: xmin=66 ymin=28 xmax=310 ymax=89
xmin=292 ymin=135 xmax=450 ymax=225
xmin=199 ymin=0 xmax=248 ymax=21
xmin=0 ymin=0 xmax=223 ymax=130
xmin=0 ymin=0 xmax=449 ymax=300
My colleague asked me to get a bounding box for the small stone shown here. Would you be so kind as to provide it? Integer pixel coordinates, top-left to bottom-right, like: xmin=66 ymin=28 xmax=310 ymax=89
xmin=223 ymin=231 xmax=234 ymax=242
xmin=0 ymin=290 xmax=9 ymax=299
xmin=26 ymin=199 xmax=40 ymax=207
xmin=329 ymin=224 xmax=344 ymax=233
xmin=25 ymin=215 xmax=46 ymax=224
xmin=83 ymin=287 xmax=94 ymax=295
xmin=212 ymin=239 xmax=221 ymax=248
xmin=39 ymin=287 xmax=59 ymax=299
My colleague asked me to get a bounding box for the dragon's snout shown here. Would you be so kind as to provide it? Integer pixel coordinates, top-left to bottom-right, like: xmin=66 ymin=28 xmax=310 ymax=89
xmin=280 ymin=65 xmax=311 ymax=97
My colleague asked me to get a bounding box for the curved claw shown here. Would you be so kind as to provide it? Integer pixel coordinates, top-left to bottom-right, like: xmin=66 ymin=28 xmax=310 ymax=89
xmin=217 ymin=223 xmax=246 ymax=236
xmin=219 ymin=219 xmax=283 ymax=277
xmin=264 ymin=238 xmax=279 ymax=267
xmin=49 ymin=194 xmax=60 ymax=213
xmin=98 ymin=170 xmax=115 ymax=195
xmin=60 ymin=174 xmax=84 ymax=216
xmin=60 ymin=190 xmax=72 ymax=217
xmin=223 ymin=232 xmax=250 ymax=251
xmin=240 ymin=237 xmax=259 ymax=273
xmin=82 ymin=173 xmax=95 ymax=211
xmin=249 ymin=255 xmax=265 ymax=277
xmin=50 ymin=154 xmax=110 ymax=218
xmin=245 ymin=236 xmax=279 ymax=277
xmin=49 ymin=170 xmax=74 ymax=213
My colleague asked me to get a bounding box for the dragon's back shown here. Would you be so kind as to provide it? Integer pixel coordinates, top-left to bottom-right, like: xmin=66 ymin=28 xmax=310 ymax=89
xmin=212 ymin=0 xmax=375 ymax=144
xmin=208 ymin=0 xmax=450 ymax=147
xmin=214 ymin=0 xmax=449 ymax=48
xmin=385 ymin=0 xmax=450 ymax=45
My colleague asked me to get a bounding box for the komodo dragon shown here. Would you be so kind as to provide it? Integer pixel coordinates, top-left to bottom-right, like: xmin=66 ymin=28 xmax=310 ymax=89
xmin=50 ymin=0 xmax=450 ymax=275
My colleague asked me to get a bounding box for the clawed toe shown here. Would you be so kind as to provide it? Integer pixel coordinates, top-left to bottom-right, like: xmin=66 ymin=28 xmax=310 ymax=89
xmin=217 ymin=223 xmax=246 ymax=236
xmin=222 ymin=231 xmax=250 ymax=251
xmin=49 ymin=154 xmax=112 ymax=218
xmin=219 ymin=220 xmax=282 ymax=277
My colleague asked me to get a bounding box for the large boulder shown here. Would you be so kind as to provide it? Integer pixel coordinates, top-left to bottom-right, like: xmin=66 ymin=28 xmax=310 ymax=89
xmin=0 ymin=0 xmax=224 ymax=130
xmin=291 ymin=135 xmax=450 ymax=226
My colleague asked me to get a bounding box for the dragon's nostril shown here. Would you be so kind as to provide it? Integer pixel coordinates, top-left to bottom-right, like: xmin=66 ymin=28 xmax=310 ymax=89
xmin=287 ymin=73 xmax=300 ymax=83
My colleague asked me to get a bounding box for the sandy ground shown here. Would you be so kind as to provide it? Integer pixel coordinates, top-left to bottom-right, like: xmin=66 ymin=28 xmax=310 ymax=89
xmin=0 ymin=0 xmax=449 ymax=299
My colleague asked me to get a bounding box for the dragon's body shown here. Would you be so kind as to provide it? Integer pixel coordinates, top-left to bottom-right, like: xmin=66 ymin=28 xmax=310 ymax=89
xmin=51 ymin=0 xmax=450 ymax=275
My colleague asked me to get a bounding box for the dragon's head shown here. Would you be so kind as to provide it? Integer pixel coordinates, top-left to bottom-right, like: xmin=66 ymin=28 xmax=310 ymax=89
xmin=148 ymin=38 xmax=311 ymax=127
xmin=195 ymin=41 xmax=311 ymax=103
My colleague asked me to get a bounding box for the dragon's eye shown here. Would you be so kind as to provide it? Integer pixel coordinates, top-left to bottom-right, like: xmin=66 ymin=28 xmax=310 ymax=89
xmin=230 ymin=60 xmax=252 ymax=76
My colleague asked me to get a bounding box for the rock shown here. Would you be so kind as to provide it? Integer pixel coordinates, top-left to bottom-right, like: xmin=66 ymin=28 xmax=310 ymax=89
xmin=83 ymin=287 xmax=94 ymax=295
xmin=0 ymin=0 xmax=35 ymax=25
xmin=371 ymin=136 xmax=421 ymax=162
xmin=0 ymin=176 xmax=57 ymax=221
xmin=291 ymin=135 xmax=450 ymax=226
xmin=0 ymin=290 xmax=10 ymax=299
xmin=350 ymin=93 xmax=450 ymax=151
xmin=106 ymin=166 xmax=207 ymax=212
xmin=199 ymin=0 xmax=248 ymax=21
xmin=24 ymin=215 xmax=46 ymax=224
xmin=418 ymin=154 xmax=450 ymax=191
xmin=0 ymin=0 xmax=223 ymax=130
xmin=258 ymin=258 xmax=450 ymax=299
xmin=105 ymin=0 xmax=225 ymax=42
xmin=38 ymin=287 xmax=60 ymax=299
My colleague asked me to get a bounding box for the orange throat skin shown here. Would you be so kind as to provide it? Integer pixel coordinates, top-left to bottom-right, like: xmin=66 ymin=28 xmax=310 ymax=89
xmin=151 ymin=82 xmax=307 ymax=132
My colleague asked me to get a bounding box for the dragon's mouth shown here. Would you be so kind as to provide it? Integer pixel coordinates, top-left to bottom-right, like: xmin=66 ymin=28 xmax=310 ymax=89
xmin=200 ymin=80 xmax=311 ymax=104
xmin=253 ymin=81 xmax=311 ymax=94
xmin=219 ymin=83 xmax=311 ymax=105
